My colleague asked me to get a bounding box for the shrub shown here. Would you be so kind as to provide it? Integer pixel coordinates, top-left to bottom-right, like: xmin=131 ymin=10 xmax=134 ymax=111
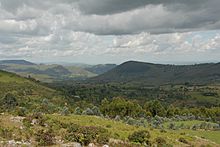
xmin=155 ymin=137 xmax=167 ymax=146
xmin=97 ymin=132 xmax=110 ymax=144
xmin=128 ymin=130 xmax=150 ymax=145
xmin=15 ymin=107 xmax=27 ymax=116
xmin=61 ymin=106 xmax=70 ymax=116
xmin=67 ymin=123 xmax=80 ymax=133
xmin=168 ymin=123 xmax=175 ymax=130
xmin=2 ymin=93 xmax=18 ymax=109
xmin=126 ymin=117 xmax=137 ymax=126
xmin=178 ymin=137 xmax=189 ymax=144
xmin=74 ymin=107 xmax=82 ymax=115
xmin=35 ymin=129 xmax=55 ymax=146
xmin=65 ymin=126 xmax=109 ymax=146
xmin=92 ymin=106 xmax=102 ymax=116
xmin=114 ymin=115 xmax=121 ymax=121
xmin=82 ymin=108 xmax=94 ymax=115
xmin=0 ymin=126 xmax=13 ymax=139
xmin=23 ymin=116 xmax=32 ymax=128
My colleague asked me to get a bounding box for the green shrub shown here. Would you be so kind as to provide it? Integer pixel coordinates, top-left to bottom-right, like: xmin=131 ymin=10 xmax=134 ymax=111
xmin=82 ymin=108 xmax=94 ymax=115
xmin=155 ymin=137 xmax=167 ymax=146
xmin=67 ymin=123 xmax=80 ymax=133
xmin=97 ymin=132 xmax=110 ymax=144
xmin=15 ymin=107 xmax=27 ymax=116
xmin=128 ymin=130 xmax=150 ymax=145
xmin=178 ymin=137 xmax=189 ymax=144
xmin=2 ymin=93 xmax=18 ymax=109
xmin=74 ymin=107 xmax=82 ymax=115
xmin=65 ymin=126 xmax=109 ymax=146
xmin=61 ymin=106 xmax=70 ymax=116
xmin=0 ymin=126 xmax=13 ymax=139
xmin=35 ymin=129 xmax=55 ymax=146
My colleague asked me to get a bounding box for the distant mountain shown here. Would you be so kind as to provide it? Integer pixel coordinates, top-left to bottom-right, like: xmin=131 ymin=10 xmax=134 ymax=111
xmin=91 ymin=61 xmax=220 ymax=85
xmin=0 ymin=60 xmax=36 ymax=65
xmin=85 ymin=64 xmax=117 ymax=74
xmin=0 ymin=60 xmax=97 ymax=82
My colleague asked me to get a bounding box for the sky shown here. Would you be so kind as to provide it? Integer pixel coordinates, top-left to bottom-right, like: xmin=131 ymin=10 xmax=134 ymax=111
xmin=0 ymin=0 xmax=220 ymax=64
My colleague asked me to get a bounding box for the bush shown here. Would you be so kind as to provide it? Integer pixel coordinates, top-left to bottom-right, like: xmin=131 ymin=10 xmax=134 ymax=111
xmin=67 ymin=123 xmax=80 ymax=133
xmin=65 ymin=126 xmax=109 ymax=146
xmin=97 ymin=132 xmax=110 ymax=144
xmin=82 ymin=108 xmax=94 ymax=115
xmin=15 ymin=107 xmax=27 ymax=116
xmin=2 ymin=93 xmax=18 ymax=109
xmin=74 ymin=107 xmax=82 ymax=115
xmin=61 ymin=106 xmax=70 ymax=116
xmin=128 ymin=130 xmax=150 ymax=145
xmin=168 ymin=123 xmax=175 ymax=130
xmin=92 ymin=106 xmax=102 ymax=116
xmin=114 ymin=115 xmax=121 ymax=121
xmin=155 ymin=137 xmax=167 ymax=146
xmin=0 ymin=126 xmax=13 ymax=139
xmin=178 ymin=137 xmax=189 ymax=144
xmin=35 ymin=129 xmax=55 ymax=146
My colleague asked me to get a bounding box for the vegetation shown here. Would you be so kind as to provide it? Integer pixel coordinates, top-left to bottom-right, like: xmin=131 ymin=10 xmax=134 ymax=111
xmin=0 ymin=64 xmax=220 ymax=146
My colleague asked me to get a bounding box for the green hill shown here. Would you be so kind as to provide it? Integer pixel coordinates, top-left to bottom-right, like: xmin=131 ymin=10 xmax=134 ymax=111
xmin=0 ymin=60 xmax=36 ymax=65
xmin=91 ymin=61 xmax=220 ymax=85
xmin=0 ymin=70 xmax=66 ymax=112
xmin=85 ymin=64 xmax=117 ymax=74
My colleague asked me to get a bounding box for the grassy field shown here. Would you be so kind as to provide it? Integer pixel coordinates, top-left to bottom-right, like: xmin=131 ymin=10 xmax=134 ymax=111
xmin=0 ymin=113 xmax=219 ymax=146
xmin=47 ymin=114 xmax=220 ymax=146
xmin=178 ymin=130 xmax=220 ymax=145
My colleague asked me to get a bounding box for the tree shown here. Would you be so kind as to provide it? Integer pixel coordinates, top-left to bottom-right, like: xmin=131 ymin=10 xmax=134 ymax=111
xmin=144 ymin=100 xmax=165 ymax=117
xmin=166 ymin=105 xmax=175 ymax=117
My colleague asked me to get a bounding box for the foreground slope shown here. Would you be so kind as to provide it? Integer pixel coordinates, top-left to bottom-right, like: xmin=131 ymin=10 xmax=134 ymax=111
xmin=0 ymin=70 xmax=66 ymax=111
xmin=92 ymin=61 xmax=220 ymax=85
xmin=0 ymin=113 xmax=219 ymax=146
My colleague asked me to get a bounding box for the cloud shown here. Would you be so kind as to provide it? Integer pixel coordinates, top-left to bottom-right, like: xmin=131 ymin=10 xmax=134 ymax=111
xmin=0 ymin=0 xmax=220 ymax=35
xmin=0 ymin=0 xmax=219 ymax=63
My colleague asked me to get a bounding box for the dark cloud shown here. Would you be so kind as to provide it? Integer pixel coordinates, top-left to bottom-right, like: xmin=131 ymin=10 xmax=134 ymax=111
xmin=0 ymin=0 xmax=220 ymax=35
xmin=76 ymin=0 xmax=207 ymax=15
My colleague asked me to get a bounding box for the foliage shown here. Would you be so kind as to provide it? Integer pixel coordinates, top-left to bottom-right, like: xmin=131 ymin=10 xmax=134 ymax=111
xmin=100 ymin=97 xmax=144 ymax=118
xmin=128 ymin=130 xmax=150 ymax=145
xmin=35 ymin=129 xmax=55 ymax=146
xmin=2 ymin=93 xmax=18 ymax=109
xmin=65 ymin=125 xmax=109 ymax=145
xmin=155 ymin=137 xmax=167 ymax=146
xmin=178 ymin=137 xmax=189 ymax=144
xmin=61 ymin=106 xmax=70 ymax=116
xmin=74 ymin=107 xmax=82 ymax=115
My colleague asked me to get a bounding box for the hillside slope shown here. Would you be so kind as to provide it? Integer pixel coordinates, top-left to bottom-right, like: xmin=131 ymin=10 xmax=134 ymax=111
xmin=85 ymin=64 xmax=117 ymax=74
xmin=0 ymin=70 xmax=66 ymax=112
xmin=91 ymin=61 xmax=220 ymax=85
xmin=0 ymin=60 xmax=36 ymax=65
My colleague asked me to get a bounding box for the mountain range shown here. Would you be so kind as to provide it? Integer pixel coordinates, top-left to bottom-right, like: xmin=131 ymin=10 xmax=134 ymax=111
xmin=0 ymin=60 xmax=116 ymax=82
xmin=91 ymin=61 xmax=220 ymax=85
xmin=1 ymin=60 xmax=220 ymax=85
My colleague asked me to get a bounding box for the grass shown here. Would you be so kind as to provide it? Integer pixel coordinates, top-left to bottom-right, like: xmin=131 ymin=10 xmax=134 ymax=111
xmin=0 ymin=113 xmax=219 ymax=146
xmin=163 ymin=120 xmax=217 ymax=129
xmin=46 ymin=114 xmax=194 ymax=145
xmin=177 ymin=130 xmax=220 ymax=145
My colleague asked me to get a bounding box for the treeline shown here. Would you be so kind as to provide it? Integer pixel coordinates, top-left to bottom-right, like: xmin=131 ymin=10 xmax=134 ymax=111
xmin=1 ymin=92 xmax=220 ymax=122
xmin=99 ymin=97 xmax=220 ymax=122
xmin=53 ymin=82 xmax=220 ymax=108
